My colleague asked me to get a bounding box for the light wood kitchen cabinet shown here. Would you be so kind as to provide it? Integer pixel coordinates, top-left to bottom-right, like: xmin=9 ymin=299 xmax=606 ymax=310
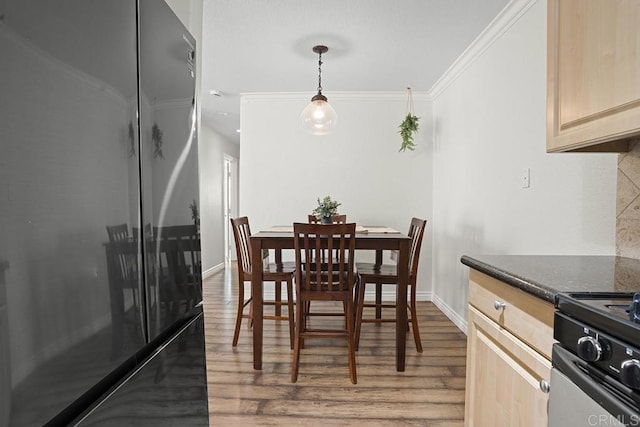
xmin=547 ymin=0 xmax=640 ymax=152
xmin=464 ymin=269 xmax=554 ymax=427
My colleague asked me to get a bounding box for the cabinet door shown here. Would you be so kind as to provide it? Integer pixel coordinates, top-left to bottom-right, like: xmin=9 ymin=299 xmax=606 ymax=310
xmin=547 ymin=0 xmax=640 ymax=152
xmin=465 ymin=306 xmax=550 ymax=427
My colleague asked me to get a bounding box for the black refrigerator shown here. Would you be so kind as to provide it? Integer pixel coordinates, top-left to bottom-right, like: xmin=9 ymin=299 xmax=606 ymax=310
xmin=0 ymin=0 xmax=209 ymax=425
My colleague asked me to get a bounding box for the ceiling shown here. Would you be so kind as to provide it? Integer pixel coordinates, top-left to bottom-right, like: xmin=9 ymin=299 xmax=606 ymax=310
xmin=200 ymin=0 xmax=510 ymax=144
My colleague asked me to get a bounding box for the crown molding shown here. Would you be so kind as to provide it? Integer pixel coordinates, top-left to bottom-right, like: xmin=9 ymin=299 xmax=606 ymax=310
xmin=241 ymin=91 xmax=431 ymax=103
xmin=0 ymin=22 xmax=128 ymax=106
xmin=428 ymin=0 xmax=538 ymax=100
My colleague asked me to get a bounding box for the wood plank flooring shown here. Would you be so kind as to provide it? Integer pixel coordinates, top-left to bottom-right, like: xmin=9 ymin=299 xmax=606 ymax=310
xmin=203 ymin=265 xmax=467 ymax=426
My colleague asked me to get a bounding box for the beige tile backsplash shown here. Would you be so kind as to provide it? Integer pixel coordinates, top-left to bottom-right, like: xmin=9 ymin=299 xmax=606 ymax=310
xmin=617 ymin=141 xmax=640 ymax=259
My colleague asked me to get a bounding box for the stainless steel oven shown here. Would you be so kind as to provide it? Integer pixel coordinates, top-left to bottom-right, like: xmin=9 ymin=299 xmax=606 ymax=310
xmin=550 ymin=293 xmax=640 ymax=426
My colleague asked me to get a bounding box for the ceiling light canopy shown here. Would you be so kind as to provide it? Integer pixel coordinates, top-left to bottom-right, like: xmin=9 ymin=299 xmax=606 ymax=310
xmin=300 ymin=45 xmax=337 ymax=136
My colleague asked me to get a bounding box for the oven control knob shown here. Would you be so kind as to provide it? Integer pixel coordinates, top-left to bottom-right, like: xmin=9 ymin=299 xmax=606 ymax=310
xmin=577 ymin=336 xmax=604 ymax=362
xmin=621 ymin=359 xmax=640 ymax=390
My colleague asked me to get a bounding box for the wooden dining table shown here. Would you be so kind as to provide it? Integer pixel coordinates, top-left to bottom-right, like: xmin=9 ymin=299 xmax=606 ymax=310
xmin=249 ymin=226 xmax=412 ymax=372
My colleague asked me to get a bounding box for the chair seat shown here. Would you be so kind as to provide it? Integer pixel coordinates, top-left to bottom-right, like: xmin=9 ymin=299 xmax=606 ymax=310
xmin=354 ymin=218 xmax=427 ymax=354
xmin=231 ymin=216 xmax=295 ymax=349
xmin=356 ymin=262 xmax=402 ymax=281
xmin=262 ymin=261 xmax=296 ymax=275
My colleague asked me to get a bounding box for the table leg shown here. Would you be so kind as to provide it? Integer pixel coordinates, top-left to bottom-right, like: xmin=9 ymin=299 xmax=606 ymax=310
xmin=375 ymin=249 xmax=383 ymax=320
xmin=250 ymin=237 xmax=264 ymax=370
xmin=274 ymin=249 xmax=282 ymax=317
xmin=105 ymin=244 xmax=124 ymax=360
xmin=396 ymin=239 xmax=409 ymax=371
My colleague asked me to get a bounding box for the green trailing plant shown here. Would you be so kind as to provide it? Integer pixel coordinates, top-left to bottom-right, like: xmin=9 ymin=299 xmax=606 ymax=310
xmin=312 ymin=196 xmax=341 ymax=222
xmin=128 ymin=121 xmax=136 ymax=157
xmin=399 ymin=87 xmax=420 ymax=152
xmin=189 ymin=199 xmax=200 ymax=230
xmin=399 ymin=113 xmax=419 ymax=152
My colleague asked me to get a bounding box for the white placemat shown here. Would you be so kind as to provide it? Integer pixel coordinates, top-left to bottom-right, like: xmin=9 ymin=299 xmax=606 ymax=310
xmin=260 ymin=225 xmax=400 ymax=234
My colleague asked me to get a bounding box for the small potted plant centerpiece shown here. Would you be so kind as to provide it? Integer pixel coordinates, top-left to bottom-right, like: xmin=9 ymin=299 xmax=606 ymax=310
xmin=312 ymin=196 xmax=341 ymax=224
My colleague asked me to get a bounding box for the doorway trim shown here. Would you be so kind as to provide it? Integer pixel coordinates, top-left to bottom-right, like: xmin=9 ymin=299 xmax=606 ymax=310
xmin=223 ymin=154 xmax=239 ymax=263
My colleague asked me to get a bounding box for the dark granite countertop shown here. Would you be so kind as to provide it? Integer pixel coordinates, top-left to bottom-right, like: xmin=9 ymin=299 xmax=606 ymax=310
xmin=460 ymin=255 xmax=640 ymax=304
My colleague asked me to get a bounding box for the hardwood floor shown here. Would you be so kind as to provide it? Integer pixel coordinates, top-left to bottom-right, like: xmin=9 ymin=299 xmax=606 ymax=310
xmin=203 ymin=264 xmax=467 ymax=426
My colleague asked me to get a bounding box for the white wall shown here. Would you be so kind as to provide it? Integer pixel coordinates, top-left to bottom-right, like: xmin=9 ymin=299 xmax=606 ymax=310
xmin=164 ymin=0 xmax=203 ymax=42
xmin=165 ymin=0 xmax=234 ymax=275
xmin=430 ymin=0 xmax=618 ymax=330
xmin=239 ymin=92 xmax=434 ymax=298
xmin=199 ymin=123 xmax=239 ymax=274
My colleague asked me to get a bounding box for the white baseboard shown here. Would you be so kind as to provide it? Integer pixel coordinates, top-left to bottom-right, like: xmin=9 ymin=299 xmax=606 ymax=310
xmin=202 ymin=262 xmax=224 ymax=279
xmin=12 ymin=311 xmax=113 ymax=387
xmin=431 ymin=294 xmax=468 ymax=335
xmin=248 ymin=279 xmax=469 ymax=335
xmin=415 ymin=291 xmax=433 ymax=302
xmin=261 ymin=289 xmax=434 ymax=303
xmin=361 ymin=288 xmax=433 ymax=302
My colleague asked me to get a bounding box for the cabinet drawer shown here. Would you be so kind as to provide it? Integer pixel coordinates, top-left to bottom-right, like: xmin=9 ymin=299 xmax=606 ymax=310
xmin=468 ymin=269 xmax=554 ymax=360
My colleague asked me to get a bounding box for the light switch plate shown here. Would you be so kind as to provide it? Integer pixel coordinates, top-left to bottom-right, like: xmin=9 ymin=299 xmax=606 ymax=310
xmin=522 ymin=167 xmax=530 ymax=188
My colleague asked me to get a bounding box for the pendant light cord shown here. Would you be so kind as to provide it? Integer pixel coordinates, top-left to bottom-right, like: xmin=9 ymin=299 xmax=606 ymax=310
xmin=406 ymin=87 xmax=414 ymax=115
xmin=317 ymin=51 xmax=323 ymax=94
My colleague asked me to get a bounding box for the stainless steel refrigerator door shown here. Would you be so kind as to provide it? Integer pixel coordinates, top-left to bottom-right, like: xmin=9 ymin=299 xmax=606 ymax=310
xmin=137 ymin=0 xmax=201 ymax=341
xmin=73 ymin=308 xmax=209 ymax=426
xmin=0 ymin=0 xmax=144 ymax=425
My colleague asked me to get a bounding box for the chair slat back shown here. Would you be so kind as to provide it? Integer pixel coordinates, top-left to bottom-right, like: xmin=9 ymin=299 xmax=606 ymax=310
xmin=132 ymin=223 xmax=153 ymax=242
xmin=407 ymin=218 xmax=427 ymax=278
xmin=293 ymin=222 xmax=356 ymax=293
xmin=106 ymin=239 xmax=141 ymax=285
xmin=230 ymin=217 xmax=253 ymax=276
xmin=105 ymin=224 xmax=140 ymax=284
xmin=153 ymin=224 xmax=201 ymax=290
xmin=106 ymin=224 xmax=129 ymax=242
xmin=307 ymin=215 xmax=347 ymax=262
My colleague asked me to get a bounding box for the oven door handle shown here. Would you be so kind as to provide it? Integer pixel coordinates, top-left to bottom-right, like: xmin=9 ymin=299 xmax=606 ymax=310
xmin=553 ymin=344 xmax=639 ymax=423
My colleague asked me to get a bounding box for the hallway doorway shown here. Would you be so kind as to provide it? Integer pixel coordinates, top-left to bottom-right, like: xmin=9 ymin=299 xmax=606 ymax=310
xmin=223 ymin=154 xmax=238 ymax=263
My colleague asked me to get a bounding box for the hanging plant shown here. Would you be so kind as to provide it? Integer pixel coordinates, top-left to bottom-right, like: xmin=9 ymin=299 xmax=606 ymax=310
xmin=152 ymin=123 xmax=164 ymax=159
xmin=127 ymin=121 xmax=136 ymax=158
xmin=399 ymin=87 xmax=419 ymax=152
xmin=189 ymin=199 xmax=200 ymax=231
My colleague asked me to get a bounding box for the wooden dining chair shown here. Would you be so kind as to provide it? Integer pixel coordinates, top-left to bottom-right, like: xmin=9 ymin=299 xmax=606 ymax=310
xmin=106 ymin=223 xmax=130 ymax=243
xmin=354 ymin=217 xmax=427 ymax=352
xmin=105 ymin=223 xmax=143 ymax=359
xmin=230 ymin=217 xmax=295 ymax=349
xmin=132 ymin=223 xmax=153 ymax=241
xmin=291 ymin=222 xmax=358 ymax=384
xmin=305 ymin=214 xmax=347 ymax=315
xmin=105 ymin=224 xmax=140 ymax=309
xmin=153 ymin=225 xmax=202 ymax=317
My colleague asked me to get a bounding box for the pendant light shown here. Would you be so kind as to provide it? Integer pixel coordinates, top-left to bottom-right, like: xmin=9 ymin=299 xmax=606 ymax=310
xmin=300 ymin=45 xmax=337 ymax=135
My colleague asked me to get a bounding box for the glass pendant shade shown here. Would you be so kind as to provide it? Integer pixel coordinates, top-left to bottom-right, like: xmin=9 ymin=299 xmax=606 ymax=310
xmin=300 ymin=96 xmax=337 ymax=136
xmin=301 ymin=45 xmax=336 ymax=135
